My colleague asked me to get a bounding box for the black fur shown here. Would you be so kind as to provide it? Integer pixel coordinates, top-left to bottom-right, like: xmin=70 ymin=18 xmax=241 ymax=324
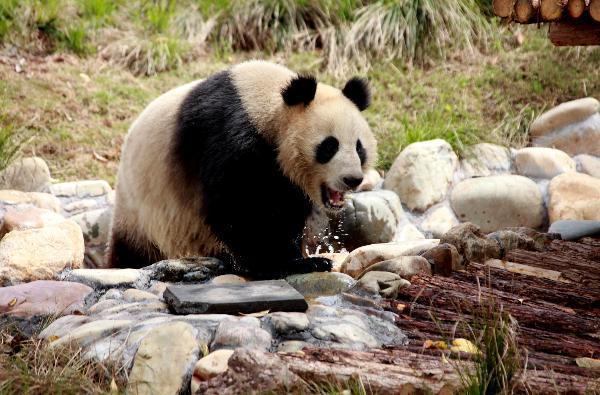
xmin=315 ymin=136 xmax=339 ymax=164
xmin=356 ymin=139 xmax=367 ymax=165
xmin=109 ymin=231 xmax=163 ymax=269
xmin=342 ymin=77 xmax=370 ymax=111
xmin=172 ymin=71 xmax=331 ymax=279
xmin=281 ymin=75 xmax=317 ymax=107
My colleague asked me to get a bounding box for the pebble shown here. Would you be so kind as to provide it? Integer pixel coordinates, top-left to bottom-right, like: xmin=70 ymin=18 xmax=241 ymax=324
xmin=514 ymin=147 xmax=576 ymax=179
xmin=548 ymin=172 xmax=600 ymax=222
xmin=384 ymin=139 xmax=458 ymax=212
xmin=193 ymin=349 xmax=235 ymax=381
xmin=340 ymin=239 xmax=439 ymax=278
xmin=0 ymin=157 xmax=51 ymax=192
xmin=450 ymin=175 xmax=545 ymax=233
xmin=0 ymin=219 xmax=84 ymax=285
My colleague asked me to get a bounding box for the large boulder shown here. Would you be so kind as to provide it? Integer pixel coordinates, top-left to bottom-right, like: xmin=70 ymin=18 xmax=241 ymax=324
xmin=459 ymin=143 xmax=512 ymax=178
xmin=450 ymin=175 xmax=545 ymax=233
xmin=548 ymin=172 xmax=600 ymax=222
xmin=0 ymin=157 xmax=51 ymax=192
xmin=0 ymin=219 xmax=84 ymax=285
xmin=514 ymin=147 xmax=576 ymax=179
xmin=384 ymin=139 xmax=458 ymax=212
xmin=1 ymin=206 xmax=64 ymax=237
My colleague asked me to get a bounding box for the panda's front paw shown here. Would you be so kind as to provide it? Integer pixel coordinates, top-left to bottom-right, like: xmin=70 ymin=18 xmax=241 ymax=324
xmin=291 ymin=257 xmax=332 ymax=274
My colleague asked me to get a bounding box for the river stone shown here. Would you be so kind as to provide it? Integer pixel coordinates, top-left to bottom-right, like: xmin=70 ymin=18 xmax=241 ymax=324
xmin=359 ymin=256 xmax=431 ymax=280
xmin=48 ymin=180 xmax=111 ymax=198
xmin=164 ymin=280 xmax=308 ymax=315
xmin=336 ymin=190 xmax=404 ymax=250
xmin=193 ymin=349 xmax=235 ymax=383
xmin=548 ymin=220 xmax=600 ymax=240
xmin=340 ymin=240 xmax=440 ymax=278
xmin=1 ymin=206 xmax=64 ymax=236
xmin=127 ymin=322 xmax=199 ymax=395
xmin=357 ymin=168 xmax=383 ymax=191
xmin=311 ymin=322 xmax=379 ymax=349
xmin=0 ymin=190 xmax=61 ymax=212
xmin=266 ymin=312 xmax=310 ymax=333
xmin=211 ymin=317 xmax=272 ymax=351
xmin=0 ymin=280 xmax=92 ymax=317
xmin=395 ymin=222 xmax=425 ymax=241
xmin=421 ymin=243 xmax=462 ymax=276
xmin=123 ymin=288 xmax=159 ymax=302
xmin=548 ymin=172 xmax=600 ymax=222
xmin=420 ymin=205 xmax=459 ymax=238
xmin=514 ymin=147 xmax=576 ymax=179
xmin=145 ymin=258 xmax=225 ymax=283
xmin=49 ymin=319 xmax=133 ymax=348
xmin=574 ymin=154 xmax=600 ymax=178
xmin=460 ymin=143 xmax=512 ymax=178
xmin=210 ymin=274 xmax=247 ymax=285
xmin=384 ymin=139 xmax=458 ymax=212
xmin=0 ymin=157 xmax=51 ymax=192
xmin=530 ymin=97 xmax=600 ymax=137
xmin=285 ymin=272 xmax=355 ymax=298
xmin=63 ymin=268 xmax=143 ymax=289
xmin=354 ymin=271 xmax=410 ymax=299
xmin=450 ymin=175 xmax=544 ymax=233
xmin=532 ymin=112 xmax=600 ymax=156
xmin=0 ymin=219 xmax=84 ymax=285
xmin=70 ymin=207 xmax=112 ymax=245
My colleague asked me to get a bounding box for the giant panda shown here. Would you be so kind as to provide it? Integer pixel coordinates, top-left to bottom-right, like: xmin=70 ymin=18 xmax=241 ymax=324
xmin=108 ymin=60 xmax=377 ymax=279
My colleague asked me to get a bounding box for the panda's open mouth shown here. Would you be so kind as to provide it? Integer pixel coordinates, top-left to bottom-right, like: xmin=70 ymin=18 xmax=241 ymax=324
xmin=321 ymin=184 xmax=345 ymax=210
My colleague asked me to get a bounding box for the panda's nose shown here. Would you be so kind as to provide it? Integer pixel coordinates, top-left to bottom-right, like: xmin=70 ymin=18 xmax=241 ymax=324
xmin=343 ymin=176 xmax=363 ymax=189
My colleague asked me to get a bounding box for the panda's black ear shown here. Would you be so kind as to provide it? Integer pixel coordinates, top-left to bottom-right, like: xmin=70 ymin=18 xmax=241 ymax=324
xmin=342 ymin=77 xmax=370 ymax=111
xmin=281 ymin=75 xmax=317 ymax=107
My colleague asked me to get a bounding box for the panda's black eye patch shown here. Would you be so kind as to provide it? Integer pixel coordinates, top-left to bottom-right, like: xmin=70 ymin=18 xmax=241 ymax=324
xmin=356 ymin=139 xmax=366 ymax=165
xmin=315 ymin=136 xmax=339 ymax=164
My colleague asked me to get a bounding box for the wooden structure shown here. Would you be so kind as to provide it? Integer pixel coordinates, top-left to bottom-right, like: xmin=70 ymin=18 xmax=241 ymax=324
xmin=493 ymin=0 xmax=600 ymax=45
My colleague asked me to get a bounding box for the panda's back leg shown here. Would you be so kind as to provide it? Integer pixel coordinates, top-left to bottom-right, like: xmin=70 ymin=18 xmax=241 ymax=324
xmin=107 ymin=229 xmax=163 ymax=269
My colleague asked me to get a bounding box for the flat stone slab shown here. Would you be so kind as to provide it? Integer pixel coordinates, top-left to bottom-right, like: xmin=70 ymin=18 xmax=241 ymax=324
xmin=164 ymin=280 xmax=308 ymax=315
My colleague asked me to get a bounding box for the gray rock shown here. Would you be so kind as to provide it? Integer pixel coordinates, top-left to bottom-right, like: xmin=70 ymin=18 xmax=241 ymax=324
xmin=574 ymin=154 xmax=600 ymax=178
xmin=265 ymin=312 xmax=309 ymax=334
xmin=62 ymin=268 xmax=144 ymax=289
xmin=359 ymin=256 xmax=431 ymax=280
xmin=70 ymin=207 xmax=112 ymax=246
xmin=459 ymin=143 xmax=512 ymax=178
xmin=211 ymin=317 xmax=272 ymax=351
xmin=311 ymin=322 xmax=379 ymax=348
xmin=354 ymin=271 xmax=410 ymax=299
xmin=0 ymin=157 xmax=51 ymax=192
xmin=49 ymin=180 xmax=111 ymax=198
xmin=144 ymin=257 xmax=224 ymax=282
xmin=276 ymin=340 xmax=309 ymax=353
xmin=285 ymin=272 xmax=355 ymax=298
xmin=548 ymin=220 xmax=600 ymax=240
xmin=164 ymin=280 xmax=308 ymax=315
xmin=514 ymin=147 xmax=576 ymax=179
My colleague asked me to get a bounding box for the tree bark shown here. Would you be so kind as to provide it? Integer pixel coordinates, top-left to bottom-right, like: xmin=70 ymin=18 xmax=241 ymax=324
xmin=549 ymin=19 xmax=600 ymax=45
xmin=540 ymin=0 xmax=566 ymax=20
xmin=567 ymin=0 xmax=587 ymax=18
xmin=590 ymin=0 xmax=600 ymax=21
xmin=515 ymin=0 xmax=536 ymax=22
xmin=493 ymin=0 xmax=515 ymax=17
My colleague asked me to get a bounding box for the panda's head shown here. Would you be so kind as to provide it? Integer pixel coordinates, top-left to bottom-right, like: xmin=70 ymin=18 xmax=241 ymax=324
xmin=278 ymin=74 xmax=377 ymax=214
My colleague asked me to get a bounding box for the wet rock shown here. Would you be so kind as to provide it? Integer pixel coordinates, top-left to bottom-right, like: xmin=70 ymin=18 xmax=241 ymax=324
xmin=285 ymin=272 xmax=355 ymax=298
xmin=441 ymin=223 xmax=501 ymax=263
xmin=421 ymin=243 xmax=462 ymax=276
xmin=395 ymin=222 xmax=425 ymax=241
xmin=514 ymin=147 xmax=576 ymax=179
xmin=148 ymin=281 xmax=168 ymax=298
xmin=164 ymin=280 xmax=308 ymax=315
xmin=359 ymin=256 xmax=431 ymax=280
xmin=549 ymin=220 xmax=600 ymax=240
xmin=87 ymin=299 xmax=123 ymax=314
xmin=210 ymin=274 xmax=247 ymax=285
xmin=532 ymin=112 xmax=600 ymax=156
xmin=211 ymin=317 xmax=272 ymax=351
xmin=357 ymin=168 xmax=383 ymax=191
xmin=420 ymin=205 xmax=459 ymax=238
xmin=265 ymin=312 xmax=309 ymax=334
xmin=127 ymin=322 xmax=199 ymax=395
xmin=193 ymin=349 xmax=234 ymax=383
xmin=530 ymin=97 xmax=599 ymax=138
xmin=38 ymin=315 xmax=91 ymax=340
xmin=0 ymin=219 xmax=84 ymax=285
xmin=574 ymin=154 xmax=600 ymax=178
xmin=276 ymin=340 xmax=308 ymax=353
xmin=335 ymin=190 xmax=404 ymax=250
xmin=0 ymin=280 xmax=92 ymax=317
xmin=123 ymin=288 xmax=159 ymax=302
xmin=145 ymin=258 xmax=224 ymax=283
xmin=450 ymin=175 xmax=545 ymax=233
xmin=384 ymin=139 xmax=458 ymax=212
xmin=62 ymin=268 xmax=144 ymax=289
xmin=354 ymin=271 xmax=410 ymax=299
xmin=0 ymin=157 xmax=51 ymax=192
xmin=312 ymin=321 xmax=379 ymax=348
xmin=47 ymin=319 xmax=133 ymax=348
xmin=70 ymin=207 xmax=112 ymax=245
xmin=0 ymin=190 xmax=61 ymax=212
xmin=49 ymin=180 xmax=111 ymax=198
xmin=1 ymin=206 xmax=63 ymax=236
xmin=340 ymin=240 xmax=439 ymax=278
xmin=548 ymin=172 xmax=600 ymax=222
xmin=313 ymin=252 xmax=348 ymax=272
xmin=460 ymin=143 xmax=512 ymax=178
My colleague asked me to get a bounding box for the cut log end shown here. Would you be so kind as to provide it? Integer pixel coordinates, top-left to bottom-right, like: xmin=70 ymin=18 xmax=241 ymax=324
xmin=541 ymin=0 xmax=566 ymax=21
xmin=567 ymin=0 xmax=587 ymax=18
xmin=493 ymin=0 xmax=514 ymax=17
xmin=515 ymin=0 xmax=536 ymax=22
xmin=591 ymin=0 xmax=600 ymax=22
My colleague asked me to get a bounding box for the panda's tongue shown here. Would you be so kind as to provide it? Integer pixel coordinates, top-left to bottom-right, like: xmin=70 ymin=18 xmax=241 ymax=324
xmin=329 ymin=189 xmax=344 ymax=205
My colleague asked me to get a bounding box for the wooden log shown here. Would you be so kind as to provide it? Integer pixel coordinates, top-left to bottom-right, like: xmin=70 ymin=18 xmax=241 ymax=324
xmin=567 ymin=0 xmax=587 ymax=18
xmin=493 ymin=0 xmax=514 ymax=17
xmin=591 ymin=0 xmax=600 ymax=21
xmin=515 ymin=0 xmax=536 ymax=22
xmin=540 ymin=0 xmax=566 ymax=20
xmin=549 ymin=19 xmax=600 ymax=45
